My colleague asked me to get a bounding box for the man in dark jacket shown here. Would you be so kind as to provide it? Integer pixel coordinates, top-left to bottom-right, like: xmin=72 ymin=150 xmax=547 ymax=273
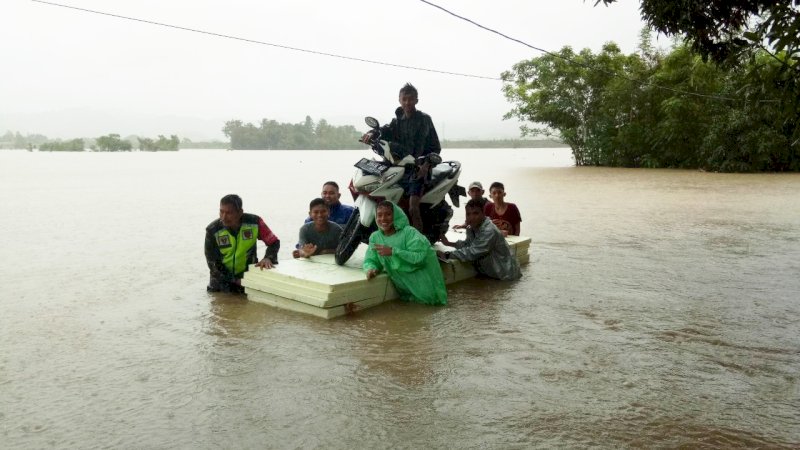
xmin=205 ymin=194 xmax=280 ymax=293
xmin=362 ymin=83 xmax=441 ymax=232
xmin=438 ymin=199 xmax=521 ymax=281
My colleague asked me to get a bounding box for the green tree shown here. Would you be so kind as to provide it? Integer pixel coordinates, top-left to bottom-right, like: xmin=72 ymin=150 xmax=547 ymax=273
xmin=597 ymin=0 xmax=799 ymax=165
xmin=138 ymin=137 xmax=156 ymax=151
xmin=155 ymin=134 xmax=179 ymax=151
xmin=503 ymin=35 xmax=797 ymax=171
xmin=501 ymin=43 xmax=635 ymax=165
xmin=95 ymin=134 xmax=132 ymax=152
xmin=40 ymin=138 xmax=85 ymax=151
xmin=223 ymin=116 xmax=361 ymax=150
xmin=597 ymin=0 xmax=799 ymax=65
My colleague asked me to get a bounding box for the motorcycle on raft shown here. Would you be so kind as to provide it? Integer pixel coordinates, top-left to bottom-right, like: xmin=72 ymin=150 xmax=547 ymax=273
xmin=334 ymin=116 xmax=466 ymax=265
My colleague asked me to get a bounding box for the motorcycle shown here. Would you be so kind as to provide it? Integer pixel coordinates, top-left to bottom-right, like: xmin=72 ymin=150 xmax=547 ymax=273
xmin=334 ymin=116 xmax=465 ymax=265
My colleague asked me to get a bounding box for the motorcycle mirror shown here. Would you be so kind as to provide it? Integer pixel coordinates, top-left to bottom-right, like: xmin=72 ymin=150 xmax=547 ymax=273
xmin=364 ymin=116 xmax=380 ymax=129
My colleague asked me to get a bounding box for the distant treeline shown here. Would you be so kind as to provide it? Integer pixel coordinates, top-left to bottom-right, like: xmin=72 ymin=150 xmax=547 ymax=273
xmin=223 ymin=116 xmax=361 ymax=150
xmin=180 ymin=138 xmax=228 ymax=149
xmin=0 ymin=131 xmax=179 ymax=151
xmin=1 ymin=128 xmax=561 ymax=151
xmin=40 ymin=139 xmax=85 ymax=152
xmin=1 ymin=131 xmax=48 ymax=149
xmin=220 ymin=116 xmax=565 ymax=150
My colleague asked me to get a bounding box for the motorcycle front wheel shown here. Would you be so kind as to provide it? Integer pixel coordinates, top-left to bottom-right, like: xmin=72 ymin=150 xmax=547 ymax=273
xmin=335 ymin=209 xmax=369 ymax=265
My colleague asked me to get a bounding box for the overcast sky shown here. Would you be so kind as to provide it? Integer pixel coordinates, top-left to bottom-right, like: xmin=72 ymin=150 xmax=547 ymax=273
xmin=1 ymin=0 xmax=650 ymax=140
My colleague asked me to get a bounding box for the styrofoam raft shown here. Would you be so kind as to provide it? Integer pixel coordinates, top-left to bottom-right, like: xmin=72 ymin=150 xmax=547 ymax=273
xmin=242 ymin=234 xmax=531 ymax=318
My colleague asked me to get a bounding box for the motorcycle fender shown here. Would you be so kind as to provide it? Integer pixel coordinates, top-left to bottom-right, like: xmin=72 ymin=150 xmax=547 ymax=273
xmin=420 ymin=167 xmax=462 ymax=205
xmin=356 ymin=196 xmax=377 ymax=228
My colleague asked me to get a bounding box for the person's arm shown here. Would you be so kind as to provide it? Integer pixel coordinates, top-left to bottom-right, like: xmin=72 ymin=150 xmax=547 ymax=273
xmin=511 ymin=204 xmax=522 ymax=236
xmin=297 ymin=243 xmax=318 ymax=258
xmin=379 ymin=120 xmax=395 ymax=140
xmin=450 ymin=226 xmax=493 ymax=262
xmin=389 ymin=229 xmax=432 ymax=271
xmin=425 ymin=115 xmax=441 ymax=155
xmin=363 ymin=236 xmax=383 ymax=279
xmin=294 ymin=225 xmax=308 ymax=258
xmin=256 ymin=217 xmax=280 ymax=268
xmin=439 ymin=234 xmax=465 ymax=249
xmin=205 ymin=229 xmax=233 ymax=287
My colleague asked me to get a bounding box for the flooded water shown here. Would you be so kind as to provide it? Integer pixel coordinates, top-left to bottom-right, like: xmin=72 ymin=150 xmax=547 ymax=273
xmin=1 ymin=148 xmax=799 ymax=448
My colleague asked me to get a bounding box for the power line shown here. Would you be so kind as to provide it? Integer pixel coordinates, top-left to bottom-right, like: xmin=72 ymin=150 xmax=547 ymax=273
xmin=30 ymin=0 xmax=753 ymax=103
xmin=418 ymin=0 xmax=739 ymax=102
xmin=30 ymin=0 xmax=501 ymax=81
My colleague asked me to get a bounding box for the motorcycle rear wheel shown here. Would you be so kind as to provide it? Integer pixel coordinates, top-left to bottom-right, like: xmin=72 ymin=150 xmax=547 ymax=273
xmin=335 ymin=209 xmax=368 ymax=265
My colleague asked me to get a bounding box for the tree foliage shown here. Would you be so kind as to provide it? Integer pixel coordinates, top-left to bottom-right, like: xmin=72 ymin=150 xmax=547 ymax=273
xmin=222 ymin=116 xmax=361 ymax=150
xmin=137 ymin=135 xmax=179 ymax=151
xmin=595 ymin=0 xmax=799 ymax=165
xmin=94 ymin=134 xmax=132 ymax=152
xmin=39 ymin=138 xmax=85 ymax=152
xmin=502 ymin=37 xmax=798 ymax=171
xmin=597 ymin=0 xmax=799 ymax=64
xmin=1 ymin=131 xmax=48 ymax=149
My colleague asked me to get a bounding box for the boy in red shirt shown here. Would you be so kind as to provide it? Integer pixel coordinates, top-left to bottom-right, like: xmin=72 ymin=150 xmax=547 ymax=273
xmin=484 ymin=182 xmax=521 ymax=236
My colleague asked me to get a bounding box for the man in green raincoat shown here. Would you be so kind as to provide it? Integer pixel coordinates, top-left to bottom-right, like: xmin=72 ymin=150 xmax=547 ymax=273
xmin=364 ymin=201 xmax=447 ymax=306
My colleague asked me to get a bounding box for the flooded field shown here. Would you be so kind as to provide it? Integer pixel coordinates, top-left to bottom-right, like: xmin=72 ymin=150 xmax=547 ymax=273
xmin=1 ymin=148 xmax=798 ymax=448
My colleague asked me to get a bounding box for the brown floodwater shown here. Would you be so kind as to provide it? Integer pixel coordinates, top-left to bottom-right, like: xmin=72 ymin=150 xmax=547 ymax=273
xmin=1 ymin=149 xmax=798 ymax=448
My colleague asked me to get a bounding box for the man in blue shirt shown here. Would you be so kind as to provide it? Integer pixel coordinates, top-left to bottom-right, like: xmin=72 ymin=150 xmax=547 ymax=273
xmin=304 ymin=181 xmax=354 ymax=225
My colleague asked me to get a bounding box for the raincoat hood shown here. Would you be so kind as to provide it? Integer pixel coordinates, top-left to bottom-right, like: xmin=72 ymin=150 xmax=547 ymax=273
xmin=364 ymin=201 xmax=447 ymax=306
xmin=380 ymin=202 xmax=409 ymax=233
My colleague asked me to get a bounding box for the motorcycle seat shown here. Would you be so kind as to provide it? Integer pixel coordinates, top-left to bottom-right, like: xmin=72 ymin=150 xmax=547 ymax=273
xmin=428 ymin=161 xmax=460 ymax=188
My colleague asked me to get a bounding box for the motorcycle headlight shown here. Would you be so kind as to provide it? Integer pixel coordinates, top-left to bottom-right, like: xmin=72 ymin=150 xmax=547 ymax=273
xmin=360 ymin=181 xmax=381 ymax=193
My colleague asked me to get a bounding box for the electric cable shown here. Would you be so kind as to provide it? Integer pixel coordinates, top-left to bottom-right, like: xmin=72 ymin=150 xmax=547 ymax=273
xmin=418 ymin=0 xmax=740 ymax=102
xmin=32 ymin=0 xmax=763 ymax=103
xmin=30 ymin=0 xmax=501 ymax=81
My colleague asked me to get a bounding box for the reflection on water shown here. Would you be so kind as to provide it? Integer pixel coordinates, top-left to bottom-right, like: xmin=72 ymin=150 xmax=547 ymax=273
xmin=0 ymin=149 xmax=799 ymax=448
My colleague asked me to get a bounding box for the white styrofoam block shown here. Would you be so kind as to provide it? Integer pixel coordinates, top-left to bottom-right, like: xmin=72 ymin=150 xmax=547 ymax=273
xmin=243 ymin=235 xmax=531 ymax=318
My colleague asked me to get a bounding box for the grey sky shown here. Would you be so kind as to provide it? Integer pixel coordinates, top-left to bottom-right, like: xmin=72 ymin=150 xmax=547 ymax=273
xmin=1 ymin=0 xmax=649 ymax=140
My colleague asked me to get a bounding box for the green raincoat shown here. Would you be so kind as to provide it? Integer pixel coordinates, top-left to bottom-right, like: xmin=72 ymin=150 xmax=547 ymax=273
xmin=363 ymin=203 xmax=447 ymax=305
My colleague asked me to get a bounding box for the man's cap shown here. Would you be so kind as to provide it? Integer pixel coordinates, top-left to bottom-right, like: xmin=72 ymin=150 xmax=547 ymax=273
xmin=468 ymin=181 xmax=483 ymax=190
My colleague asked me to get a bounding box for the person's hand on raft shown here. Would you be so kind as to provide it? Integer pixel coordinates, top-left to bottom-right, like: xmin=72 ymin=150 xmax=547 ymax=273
xmin=366 ymin=269 xmax=379 ymax=280
xmin=299 ymin=243 xmax=317 ymax=258
xmin=255 ymin=257 xmax=274 ymax=270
